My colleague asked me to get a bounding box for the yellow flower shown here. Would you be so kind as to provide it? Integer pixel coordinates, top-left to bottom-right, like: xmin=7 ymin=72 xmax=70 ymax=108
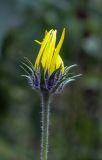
xmin=21 ymin=28 xmax=81 ymax=93
xmin=34 ymin=29 xmax=65 ymax=75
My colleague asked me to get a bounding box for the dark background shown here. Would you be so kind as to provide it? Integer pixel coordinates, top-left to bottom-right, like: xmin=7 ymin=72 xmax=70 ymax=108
xmin=0 ymin=0 xmax=102 ymax=160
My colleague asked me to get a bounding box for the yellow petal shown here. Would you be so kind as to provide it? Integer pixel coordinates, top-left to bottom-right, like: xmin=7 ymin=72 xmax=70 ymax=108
xmin=34 ymin=30 xmax=53 ymax=68
xmin=34 ymin=40 xmax=42 ymax=45
xmin=45 ymin=30 xmax=57 ymax=72
xmin=56 ymin=55 xmax=64 ymax=73
xmin=41 ymin=32 xmax=53 ymax=68
xmin=49 ymin=28 xmax=65 ymax=74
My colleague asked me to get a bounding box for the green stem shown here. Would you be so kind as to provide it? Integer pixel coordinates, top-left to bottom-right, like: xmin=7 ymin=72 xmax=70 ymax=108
xmin=41 ymin=92 xmax=51 ymax=160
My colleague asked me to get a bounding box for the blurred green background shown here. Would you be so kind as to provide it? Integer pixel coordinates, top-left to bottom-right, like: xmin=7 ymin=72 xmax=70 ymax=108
xmin=0 ymin=0 xmax=102 ymax=160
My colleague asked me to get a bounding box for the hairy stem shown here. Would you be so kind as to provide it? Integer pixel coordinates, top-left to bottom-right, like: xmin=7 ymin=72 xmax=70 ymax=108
xmin=41 ymin=92 xmax=51 ymax=160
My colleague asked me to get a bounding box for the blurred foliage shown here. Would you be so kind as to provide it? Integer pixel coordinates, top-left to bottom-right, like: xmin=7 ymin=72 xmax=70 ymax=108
xmin=0 ymin=0 xmax=102 ymax=159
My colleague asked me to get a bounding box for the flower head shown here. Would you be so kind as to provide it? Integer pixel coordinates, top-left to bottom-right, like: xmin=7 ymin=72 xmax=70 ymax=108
xmin=21 ymin=29 xmax=81 ymax=94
